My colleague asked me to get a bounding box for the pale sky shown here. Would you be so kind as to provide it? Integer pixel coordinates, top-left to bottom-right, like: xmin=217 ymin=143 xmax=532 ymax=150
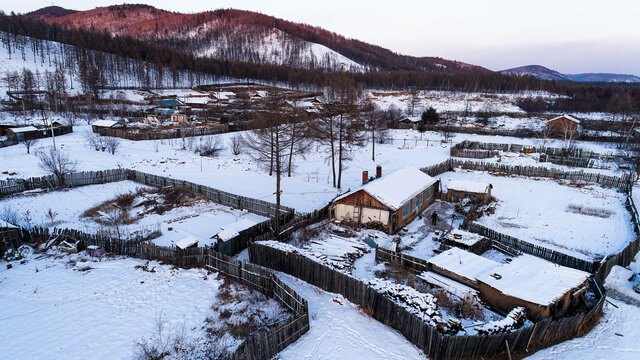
xmin=6 ymin=0 xmax=640 ymax=75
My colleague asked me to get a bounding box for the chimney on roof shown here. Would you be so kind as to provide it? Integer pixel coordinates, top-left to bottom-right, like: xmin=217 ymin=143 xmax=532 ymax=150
xmin=362 ymin=171 xmax=369 ymax=185
xmin=376 ymin=165 xmax=382 ymax=179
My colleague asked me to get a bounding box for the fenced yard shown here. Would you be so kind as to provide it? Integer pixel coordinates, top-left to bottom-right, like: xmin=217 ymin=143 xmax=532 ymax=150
xmin=249 ymin=241 xmax=606 ymax=360
xmin=97 ymin=125 xmax=228 ymax=141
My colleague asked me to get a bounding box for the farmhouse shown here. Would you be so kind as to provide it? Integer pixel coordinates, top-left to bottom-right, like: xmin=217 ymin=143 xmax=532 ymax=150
xmin=546 ymin=114 xmax=580 ymax=132
xmin=446 ymin=180 xmax=492 ymax=204
xmin=476 ymin=255 xmax=590 ymax=320
xmin=331 ymin=166 xmax=439 ymax=234
xmin=6 ymin=126 xmax=40 ymax=141
xmin=91 ymin=120 xmax=125 ymax=133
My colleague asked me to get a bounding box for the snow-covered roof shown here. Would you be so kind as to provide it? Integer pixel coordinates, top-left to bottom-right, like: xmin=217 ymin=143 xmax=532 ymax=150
xmin=428 ymin=247 xmax=499 ymax=283
xmin=477 ymin=254 xmax=590 ymax=306
xmin=445 ymin=229 xmax=485 ymax=247
xmin=175 ymin=236 xmax=199 ymax=249
xmin=213 ymin=219 xmax=258 ymax=242
xmin=0 ymin=219 xmax=18 ymax=229
xmin=335 ymin=166 xmax=438 ymax=211
xmin=181 ymin=97 xmax=212 ymax=105
xmin=447 ymin=180 xmax=491 ymax=194
xmin=92 ymin=120 xmax=122 ymax=128
xmin=9 ymin=126 xmax=38 ymax=133
xmin=547 ymin=114 xmax=580 ymax=124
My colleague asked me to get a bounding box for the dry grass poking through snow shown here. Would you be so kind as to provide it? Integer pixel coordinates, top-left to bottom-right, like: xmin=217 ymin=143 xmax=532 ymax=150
xmin=566 ymin=204 xmax=614 ymax=218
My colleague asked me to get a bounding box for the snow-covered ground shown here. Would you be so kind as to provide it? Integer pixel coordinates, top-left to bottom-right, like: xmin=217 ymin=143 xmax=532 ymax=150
xmin=275 ymin=273 xmax=428 ymax=360
xmin=527 ymin=300 xmax=640 ymax=360
xmin=437 ymin=170 xmax=634 ymax=260
xmin=0 ymin=181 xmax=266 ymax=247
xmin=0 ymin=252 xmax=221 ymax=360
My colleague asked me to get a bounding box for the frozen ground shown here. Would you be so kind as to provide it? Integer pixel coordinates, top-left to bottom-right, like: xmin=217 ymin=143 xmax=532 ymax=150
xmin=0 ymin=252 xmax=221 ymax=360
xmin=0 ymin=181 xmax=266 ymax=247
xmin=437 ymin=170 xmax=634 ymax=260
xmin=275 ymin=273 xmax=427 ymax=360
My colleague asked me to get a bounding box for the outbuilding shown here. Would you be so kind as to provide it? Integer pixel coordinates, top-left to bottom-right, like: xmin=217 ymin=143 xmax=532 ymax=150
xmin=0 ymin=220 xmax=20 ymax=256
xmin=446 ymin=180 xmax=492 ymax=204
xmin=331 ymin=166 xmax=439 ymax=234
xmin=476 ymin=255 xmax=590 ymax=320
xmin=6 ymin=126 xmax=40 ymax=141
xmin=427 ymin=247 xmax=499 ymax=288
xmin=546 ymin=114 xmax=580 ymax=132
xmin=91 ymin=120 xmax=125 ymax=133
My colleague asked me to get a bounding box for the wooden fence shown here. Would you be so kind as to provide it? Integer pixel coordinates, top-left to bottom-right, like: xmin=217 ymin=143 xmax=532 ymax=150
xmin=22 ymin=227 xmax=309 ymax=360
xmin=375 ymin=246 xmax=429 ymax=273
xmin=420 ymin=158 xmax=631 ymax=189
xmin=0 ymin=169 xmax=129 ymax=195
xmin=249 ymin=241 xmax=606 ymax=360
xmin=97 ymin=125 xmax=227 ymax=141
xmin=466 ymin=222 xmax=596 ymax=273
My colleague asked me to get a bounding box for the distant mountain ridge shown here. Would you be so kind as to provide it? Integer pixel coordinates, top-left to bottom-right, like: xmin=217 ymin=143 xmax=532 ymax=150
xmin=501 ymin=65 xmax=640 ymax=83
xmin=24 ymin=5 xmax=488 ymax=73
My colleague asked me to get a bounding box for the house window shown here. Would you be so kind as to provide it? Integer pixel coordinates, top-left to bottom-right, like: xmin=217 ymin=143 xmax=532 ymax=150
xmin=425 ymin=187 xmax=431 ymax=200
xmin=402 ymin=202 xmax=411 ymax=218
xmin=330 ymin=208 xmax=336 ymax=220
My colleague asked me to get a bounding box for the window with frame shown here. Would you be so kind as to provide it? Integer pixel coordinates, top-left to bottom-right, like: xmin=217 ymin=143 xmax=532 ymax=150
xmin=402 ymin=202 xmax=411 ymax=218
xmin=425 ymin=187 xmax=431 ymax=200
xmin=414 ymin=194 xmax=422 ymax=212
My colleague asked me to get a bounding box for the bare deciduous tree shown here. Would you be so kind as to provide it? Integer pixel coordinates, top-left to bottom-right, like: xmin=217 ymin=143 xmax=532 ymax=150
xmin=21 ymin=138 xmax=38 ymax=154
xmin=104 ymin=137 xmax=121 ymax=155
xmin=37 ymin=147 xmax=78 ymax=185
xmin=230 ymin=134 xmax=246 ymax=156
xmin=195 ymin=136 xmax=225 ymax=157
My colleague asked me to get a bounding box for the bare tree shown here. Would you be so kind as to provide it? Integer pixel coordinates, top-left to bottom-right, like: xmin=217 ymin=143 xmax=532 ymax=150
xmin=195 ymin=136 xmax=225 ymax=157
xmin=85 ymin=131 xmax=105 ymax=151
xmin=363 ymin=99 xmax=386 ymax=162
xmin=37 ymin=147 xmax=78 ymax=185
xmin=230 ymin=134 xmax=246 ymax=156
xmin=243 ymin=94 xmax=306 ymax=234
xmin=21 ymin=138 xmax=39 ymax=154
xmin=408 ymin=86 xmax=420 ymax=116
xmin=104 ymin=137 xmax=121 ymax=155
xmin=311 ymin=78 xmax=366 ymax=189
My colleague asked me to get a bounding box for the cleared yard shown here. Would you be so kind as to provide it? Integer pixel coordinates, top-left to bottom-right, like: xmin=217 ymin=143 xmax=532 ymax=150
xmin=0 ymin=181 xmax=267 ymax=247
xmin=437 ymin=170 xmax=635 ymax=260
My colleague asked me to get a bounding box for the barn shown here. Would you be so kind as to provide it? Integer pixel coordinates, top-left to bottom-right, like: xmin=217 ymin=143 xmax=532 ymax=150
xmin=546 ymin=114 xmax=580 ymax=132
xmin=0 ymin=220 xmax=20 ymax=256
xmin=91 ymin=120 xmax=125 ymax=133
xmin=446 ymin=180 xmax=492 ymax=204
xmin=330 ymin=166 xmax=439 ymax=234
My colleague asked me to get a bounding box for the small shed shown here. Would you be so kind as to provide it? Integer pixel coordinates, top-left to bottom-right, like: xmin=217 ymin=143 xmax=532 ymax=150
xmin=6 ymin=126 xmax=40 ymax=141
xmin=476 ymin=255 xmax=590 ymax=320
xmin=443 ymin=229 xmax=491 ymax=254
xmin=446 ymin=180 xmax=492 ymax=204
xmin=91 ymin=120 xmax=125 ymax=133
xmin=331 ymin=166 xmax=439 ymax=234
xmin=0 ymin=220 xmax=20 ymax=256
xmin=546 ymin=114 xmax=580 ymax=132
xmin=211 ymin=219 xmax=259 ymax=255
xmin=427 ymin=247 xmax=499 ymax=289
xmin=175 ymin=236 xmax=199 ymax=250
xmin=171 ymin=114 xmax=188 ymax=123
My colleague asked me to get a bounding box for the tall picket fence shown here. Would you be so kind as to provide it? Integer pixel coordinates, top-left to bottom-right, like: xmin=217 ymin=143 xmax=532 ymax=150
xmin=249 ymin=242 xmax=605 ymax=360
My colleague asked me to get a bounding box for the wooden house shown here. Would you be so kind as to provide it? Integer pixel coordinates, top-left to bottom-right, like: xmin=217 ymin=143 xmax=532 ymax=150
xmin=91 ymin=120 xmax=125 ymax=133
xmin=546 ymin=114 xmax=580 ymax=132
xmin=446 ymin=180 xmax=492 ymax=204
xmin=330 ymin=166 xmax=439 ymax=234
xmin=171 ymin=114 xmax=188 ymax=123
xmin=6 ymin=126 xmax=40 ymax=141
xmin=476 ymin=255 xmax=590 ymax=320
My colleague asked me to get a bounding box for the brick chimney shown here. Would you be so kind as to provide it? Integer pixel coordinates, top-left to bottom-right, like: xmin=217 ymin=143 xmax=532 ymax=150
xmin=376 ymin=165 xmax=382 ymax=179
xmin=362 ymin=171 xmax=369 ymax=185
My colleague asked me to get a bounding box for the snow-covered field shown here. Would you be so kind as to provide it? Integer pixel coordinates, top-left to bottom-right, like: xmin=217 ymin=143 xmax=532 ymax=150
xmin=0 ymin=252 xmax=221 ymax=360
xmin=438 ymin=170 xmax=634 ymax=259
xmin=0 ymin=181 xmax=266 ymax=247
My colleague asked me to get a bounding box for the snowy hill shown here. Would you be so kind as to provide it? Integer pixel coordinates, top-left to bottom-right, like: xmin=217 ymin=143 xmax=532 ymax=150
xmin=501 ymin=65 xmax=640 ymax=83
xmin=25 ymin=5 xmax=486 ymax=73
